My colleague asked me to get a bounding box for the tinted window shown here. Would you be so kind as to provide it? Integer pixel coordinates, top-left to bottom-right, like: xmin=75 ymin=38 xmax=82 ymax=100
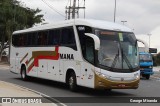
xmin=12 ymin=27 xmax=77 ymax=48
xmin=48 ymin=29 xmax=60 ymax=45
xmin=60 ymin=27 xmax=77 ymax=50
xmin=61 ymin=27 xmax=75 ymax=44
xmin=19 ymin=33 xmax=27 ymax=47
xmin=37 ymin=31 xmax=48 ymax=46
xmin=27 ymin=32 xmax=37 ymax=46
xmin=85 ymin=36 xmax=95 ymax=64
xmin=76 ymin=26 xmax=93 ymax=61
xmin=12 ymin=34 xmax=19 ymax=46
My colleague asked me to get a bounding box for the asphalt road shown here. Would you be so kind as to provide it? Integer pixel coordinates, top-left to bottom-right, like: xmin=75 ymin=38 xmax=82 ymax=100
xmin=0 ymin=66 xmax=160 ymax=106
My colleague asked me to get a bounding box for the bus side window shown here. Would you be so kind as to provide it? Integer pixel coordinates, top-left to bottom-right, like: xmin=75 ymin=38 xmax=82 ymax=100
xmin=84 ymin=36 xmax=95 ymax=64
xmin=61 ymin=27 xmax=77 ymax=50
xmin=48 ymin=29 xmax=60 ymax=45
xmin=12 ymin=34 xmax=19 ymax=47
xmin=27 ymin=32 xmax=37 ymax=46
xmin=76 ymin=26 xmax=94 ymax=64
xmin=19 ymin=34 xmax=27 ymax=47
xmin=38 ymin=31 xmax=48 ymax=46
xmin=27 ymin=33 xmax=32 ymax=46
xmin=32 ymin=32 xmax=38 ymax=46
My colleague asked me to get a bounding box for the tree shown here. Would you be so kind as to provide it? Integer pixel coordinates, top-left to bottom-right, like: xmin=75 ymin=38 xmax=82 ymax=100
xmin=156 ymin=52 xmax=160 ymax=66
xmin=0 ymin=0 xmax=44 ymax=61
xmin=152 ymin=54 xmax=157 ymax=66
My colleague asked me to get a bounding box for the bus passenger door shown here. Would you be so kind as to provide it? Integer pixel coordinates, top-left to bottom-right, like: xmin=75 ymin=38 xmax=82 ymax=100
xmin=81 ymin=62 xmax=94 ymax=88
xmin=80 ymin=36 xmax=95 ymax=88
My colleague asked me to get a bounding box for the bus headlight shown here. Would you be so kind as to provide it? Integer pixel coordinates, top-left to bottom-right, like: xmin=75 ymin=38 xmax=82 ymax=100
xmin=95 ymin=71 xmax=110 ymax=79
xmin=134 ymin=73 xmax=140 ymax=79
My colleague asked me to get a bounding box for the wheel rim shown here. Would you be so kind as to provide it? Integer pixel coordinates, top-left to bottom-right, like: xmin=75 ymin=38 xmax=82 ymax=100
xmin=22 ymin=69 xmax=25 ymax=79
xmin=69 ymin=76 xmax=74 ymax=88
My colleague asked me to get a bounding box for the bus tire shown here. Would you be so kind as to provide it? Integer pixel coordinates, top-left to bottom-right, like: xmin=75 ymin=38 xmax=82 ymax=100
xmin=142 ymin=74 xmax=145 ymax=78
xmin=68 ymin=72 xmax=77 ymax=91
xmin=21 ymin=66 xmax=28 ymax=81
xmin=146 ymin=75 xmax=150 ymax=80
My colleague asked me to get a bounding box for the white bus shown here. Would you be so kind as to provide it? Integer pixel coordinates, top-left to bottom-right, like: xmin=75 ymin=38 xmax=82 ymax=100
xmin=10 ymin=19 xmax=140 ymax=91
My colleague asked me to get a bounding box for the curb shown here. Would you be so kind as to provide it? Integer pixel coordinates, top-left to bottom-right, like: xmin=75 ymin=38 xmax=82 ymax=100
xmin=0 ymin=62 xmax=9 ymax=65
xmin=14 ymin=84 xmax=66 ymax=106
xmin=0 ymin=81 xmax=66 ymax=106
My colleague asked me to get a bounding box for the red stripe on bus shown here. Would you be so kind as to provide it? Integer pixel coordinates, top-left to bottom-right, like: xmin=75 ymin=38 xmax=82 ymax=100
xmin=55 ymin=46 xmax=59 ymax=52
xmin=34 ymin=46 xmax=59 ymax=67
xmin=34 ymin=55 xmax=59 ymax=67
xmin=27 ymin=63 xmax=34 ymax=73
xmin=25 ymin=60 xmax=29 ymax=65
xmin=27 ymin=46 xmax=59 ymax=73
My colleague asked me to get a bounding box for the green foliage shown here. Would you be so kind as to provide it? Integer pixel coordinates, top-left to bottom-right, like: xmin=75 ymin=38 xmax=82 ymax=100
xmin=0 ymin=0 xmax=44 ymax=60
xmin=0 ymin=0 xmax=44 ymax=32
xmin=156 ymin=52 xmax=160 ymax=66
xmin=152 ymin=52 xmax=160 ymax=66
xmin=152 ymin=55 xmax=157 ymax=66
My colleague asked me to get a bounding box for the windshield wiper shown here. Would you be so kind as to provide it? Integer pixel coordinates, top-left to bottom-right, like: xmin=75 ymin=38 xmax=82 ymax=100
xmin=109 ymin=42 xmax=120 ymax=71
xmin=109 ymin=42 xmax=134 ymax=71
xmin=110 ymin=49 xmax=119 ymax=70
xmin=121 ymin=49 xmax=134 ymax=71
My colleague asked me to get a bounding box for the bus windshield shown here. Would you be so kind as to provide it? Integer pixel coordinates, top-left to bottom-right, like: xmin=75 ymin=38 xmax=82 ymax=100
xmin=96 ymin=30 xmax=139 ymax=71
xmin=140 ymin=54 xmax=152 ymax=62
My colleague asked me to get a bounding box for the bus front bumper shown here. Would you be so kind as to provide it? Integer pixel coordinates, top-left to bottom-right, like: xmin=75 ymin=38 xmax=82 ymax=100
xmin=94 ymin=74 xmax=140 ymax=89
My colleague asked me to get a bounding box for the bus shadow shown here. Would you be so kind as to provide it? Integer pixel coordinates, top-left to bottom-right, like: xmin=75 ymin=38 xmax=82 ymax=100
xmin=14 ymin=77 xmax=134 ymax=97
xmin=76 ymin=86 xmax=135 ymax=97
xmin=14 ymin=77 xmax=69 ymax=90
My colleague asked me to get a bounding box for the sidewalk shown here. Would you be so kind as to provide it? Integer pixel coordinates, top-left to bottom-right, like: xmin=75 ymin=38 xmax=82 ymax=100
xmin=153 ymin=66 xmax=160 ymax=72
xmin=0 ymin=62 xmax=9 ymax=65
xmin=0 ymin=63 xmax=63 ymax=106
xmin=0 ymin=81 xmax=57 ymax=106
xmin=0 ymin=62 xmax=9 ymax=70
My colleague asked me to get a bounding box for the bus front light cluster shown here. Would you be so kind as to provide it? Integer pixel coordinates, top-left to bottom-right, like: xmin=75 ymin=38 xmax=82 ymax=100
xmin=134 ymin=73 xmax=140 ymax=79
xmin=95 ymin=71 xmax=111 ymax=79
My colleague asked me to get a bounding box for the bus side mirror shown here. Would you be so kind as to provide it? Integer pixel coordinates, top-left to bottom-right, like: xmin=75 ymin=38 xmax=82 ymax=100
xmin=85 ymin=33 xmax=100 ymax=50
xmin=137 ymin=38 xmax=149 ymax=52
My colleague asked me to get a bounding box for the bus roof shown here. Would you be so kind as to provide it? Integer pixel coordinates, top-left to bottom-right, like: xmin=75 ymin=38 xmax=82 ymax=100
xmin=13 ymin=19 xmax=132 ymax=34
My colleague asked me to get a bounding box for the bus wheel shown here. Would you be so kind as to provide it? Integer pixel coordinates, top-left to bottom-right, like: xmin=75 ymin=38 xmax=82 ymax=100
xmin=21 ymin=66 xmax=28 ymax=81
xmin=105 ymin=89 xmax=112 ymax=92
xmin=146 ymin=75 xmax=150 ymax=80
xmin=142 ymin=74 xmax=145 ymax=78
xmin=68 ymin=72 xmax=77 ymax=91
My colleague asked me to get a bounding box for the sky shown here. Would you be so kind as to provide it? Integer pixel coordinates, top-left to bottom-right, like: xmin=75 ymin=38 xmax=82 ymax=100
xmin=17 ymin=0 xmax=160 ymax=52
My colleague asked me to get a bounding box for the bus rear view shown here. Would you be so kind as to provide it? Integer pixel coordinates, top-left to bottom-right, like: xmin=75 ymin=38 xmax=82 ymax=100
xmin=139 ymin=52 xmax=153 ymax=79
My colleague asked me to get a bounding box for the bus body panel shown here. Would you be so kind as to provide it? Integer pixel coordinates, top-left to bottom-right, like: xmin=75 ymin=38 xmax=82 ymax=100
xmin=59 ymin=46 xmax=81 ymax=83
xmin=94 ymin=68 xmax=140 ymax=89
xmin=47 ymin=60 xmax=59 ymax=81
xmin=10 ymin=19 xmax=140 ymax=90
xmin=80 ymin=62 xmax=95 ymax=88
